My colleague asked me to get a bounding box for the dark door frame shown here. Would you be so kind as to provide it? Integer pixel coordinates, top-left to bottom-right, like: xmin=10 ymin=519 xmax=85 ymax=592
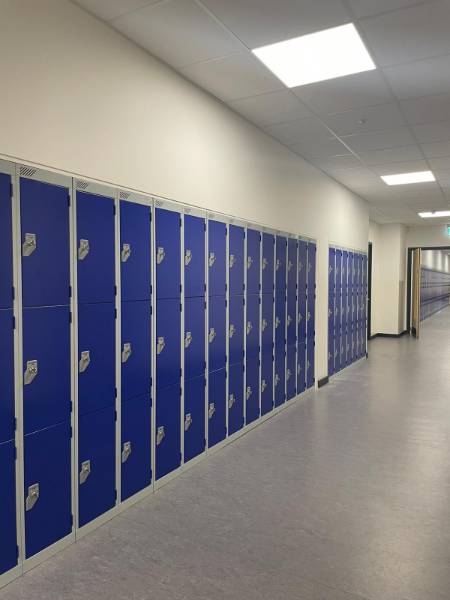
xmin=367 ymin=242 xmax=372 ymax=341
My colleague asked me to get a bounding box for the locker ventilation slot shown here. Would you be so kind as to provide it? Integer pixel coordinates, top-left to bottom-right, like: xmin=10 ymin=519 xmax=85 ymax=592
xmin=76 ymin=180 xmax=90 ymax=190
xmin=119 ymin=191 xmax=130 ymax=200
xmin=20 ymin=167 xmax=37 ymax=177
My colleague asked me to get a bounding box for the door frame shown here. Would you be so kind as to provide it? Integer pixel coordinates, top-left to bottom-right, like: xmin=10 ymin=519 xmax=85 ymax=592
xmin=367 ymin=242 xmax=372 ymax=341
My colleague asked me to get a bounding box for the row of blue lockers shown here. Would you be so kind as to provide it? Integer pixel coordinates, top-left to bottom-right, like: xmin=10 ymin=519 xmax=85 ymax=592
xmin=0 ymin=160 xmax=316 ymax=582
xmin=420 ymin=267 xmax=450 ymax=321
xmin=328 ymin=246 xmax=367 ymax=376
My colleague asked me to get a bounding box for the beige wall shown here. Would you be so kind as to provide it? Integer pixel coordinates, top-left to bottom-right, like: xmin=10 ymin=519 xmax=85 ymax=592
xmin=0 ymin=0 xmax=369 ymax=380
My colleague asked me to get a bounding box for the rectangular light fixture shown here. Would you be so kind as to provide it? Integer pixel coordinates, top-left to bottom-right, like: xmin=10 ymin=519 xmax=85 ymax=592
xmin=252 ymin=23 xmax=376 ymax=88
xmin=418 ymin=211 xmax=450 ymax=218
xmin=381 ymin=171 xmax=435 ymax=185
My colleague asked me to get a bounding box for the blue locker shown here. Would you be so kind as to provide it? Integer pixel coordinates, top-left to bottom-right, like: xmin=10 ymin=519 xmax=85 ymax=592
xmin=352 ymin=325 xmax=358 ymax=364
xmin=208 ymin=220 xmax=226 ymax=297
xmin=184 ymin=214 xmax=205 ymax=299
xmin=24 ymin=422 xmax=72 ymax=557
xmin=208 ymin=296 xmax=226 ymax=373
xmin=335 ymin=250 xmax=342 ymax=372
xmin=306 ymin=337 xmax=315 ymax=389
xmin=246 ymin=358 xmax=260 ymax=424
xmin=208 ymin=368 xmax=226 ymax=447
xmin=156 ymin=208 xmax=181 ymax=300
xmin=184 ymin=297 xmax=206 ymax=381
xmin=275 ymin=236 xmax=287 ymax=293
xmin=229 ymin=295 xmax=244 ymax=366
xmin=184 ymin=375 xmax=206 ymax=463
xmin=246 ymin=229 xmax=261 ymax=295
xmin=78 ymin=406 xmax=116 ymax=527
xmin=156 ymin=383 xmax=181 ymax=479
xmin=228 ymin=363 xmax=244 ymax=435
xmin=121 ymin=395 xmax=152 ymax=501
xmin=0 ymin=440 xmax=17 ymax=576
xmin=156 ymin=298 xmax=181 ymax=390
xmin=121 ymin=300 xmax=151 ymax=403
xmin=286 ymin=292 xmax=296 ymax=346
xmin=286 ymin=345 xmax=296 ymax=400
xmin=23 ymin=306 xmax=71 ymax=434
xmin=246 ymin=294 xmax=260 ymax=359
xmin=328 ymin=247 xmax=335 ymax=376
xmin=341 ymin=251 xmax=348 ymax=366
xmin=274 ymin=350 xmax=286 ymax=407
xmin=297 ymin=340 xmax=306 ymax=395
xmin=77 ymin=190 xmax=115 ymax=304
xmin=78 ymin=302 xmax=116 ymax=416
xmin=306 ymin=243 xmax=316 ymax=340
xmin=261 ymin=294 xmax=274 ymax=355
xmin=120 ymin=201 xmax=151 ymax=302
xmin=298 ymin=241 xmax=307 ymax=342
xmin=229 ymin=225 xmax=245 ymax=296
xmin=287 ymin=238 xmax=298 ymax=296
xmin=262 ymin=233 xmax=274 ymax=294
xmin=261 ymin=350 xmax=274 ymax=415
xmin=0 ymin=309 xmax=14 ymax=444
xmin=21 ymin=178 xmax=70 ymax=308
xmin=275 ymin=290 xmax=286 ymax=350
xmin=0 ymin=173 xmax=13 ymax=309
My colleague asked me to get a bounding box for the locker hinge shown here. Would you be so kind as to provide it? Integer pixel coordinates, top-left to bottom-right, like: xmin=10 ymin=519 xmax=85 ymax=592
xmin=71 ymin=514 xmax=74 ymax=527
xmin=67 ymin=194 xmax=71 ymax=207
xmin=69 ymin=312 xmax=72 ymax=324
xmin=114 ymin=285 xmax=117 ymax=296
xmin=113 ymin=205 xmax=116 ymax=216
xmin=16 ymin=546 xmax=19 ymax=560
xmin=12 ymin=286 xmax=15 ymax=300
xmin=180 ymin=217 xmax=182 ymax=227
xmin=69 ymin=285 xmax=72 ymax=298
xmin=14 ymin=446 xmax=17 ymax=461
xmin=115 ymin=309 xmax=117 ymax=320
xmin=115 ymin=490 xmax=118 ymax=501
xmin=14 ymin=417 xmax=17 ymax=431
xmin=12 ymin=315 xmax=15 ymax=330
xmin=70 ymin=426 xmax=73 ymax=438
xmin=10 ymin=182 xmax=13 ymax=198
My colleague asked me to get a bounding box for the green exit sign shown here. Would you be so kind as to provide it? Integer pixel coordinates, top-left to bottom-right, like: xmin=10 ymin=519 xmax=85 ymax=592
xmin=447 ymin=224 xmax=450 ymax=236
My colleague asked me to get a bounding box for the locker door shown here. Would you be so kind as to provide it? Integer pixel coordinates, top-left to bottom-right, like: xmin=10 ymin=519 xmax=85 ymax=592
xmin=274 ymin=350 xmax=286 ymax=407
xmin=21 ymin=178 xmax=70 ymax=308
xmin=297 ymin=340 xmax=306 ymax=395
xmin=306 ymin=243 xmax=316 ymax=340
xmin=306 ymin=338 xmax=315 ymax=389
xmin=24 ymin=422 xmax=72 ymax=557
xmin=275 ymin=236 xmax=287 ymax=293
xmin=298 ymin=241 xmax=307 ymax=341
xmin=335 ymin=250 xmax=342 ymax=372
xmin=341 ymin=251 xmax=348 ymax=366
xmin=262 ymin=233 xmax=274 ymax=295
xmin=245 ymin=358 xmax=260 ymax=424
xmin=229 ymin=295 xmax=244 ymax=366
xmin=121 ymin=301 xmax=151 ymax=403
xmin=156 ymin=383 xmax=181 ymax=479
xmin=0 ymin=440 xmax=17 ymax=576
xmin=328 ymin=247 xmax=335 ymax=376
xmin=0 ymin=173 xmax=13 ymax=309
xmin=229 ymin=225 xmax=245 ymax=296
xmin=156 ymin=208 xmax=181 ymax=300
xmin=23 ymin=306 xmax=71 ymax=434
xmin=287 ymin=238 xmax=298 ymax=296
xmin=120 ymin=201 xmax=151 ymax=302
xmin=78 ymin=303 xmax=116 ymax=416
xmin=208 ymin=220 xmax=226 ymax=297
xmin=184 ymin=296 xmax=206 ymax=381
xmin=208 ymin=296 xmax=226 ymax=373
xmin=261 ymin=294 xmax=274 ymax=356
xmin=121 ymin=395 xmax=152 ymax=501
xmin=286 ymin=292 xmax=296 ymax=346
xmin=0 ymin=309 xmax=14 ymax=444
xmin=156 ymin=298 xmax=181 ymax=390
xmin=184 ymin=375 xmax=206 ymax=463
xmin=184 ymin=214 xmax=205 ymax=299
xmin=246 ymin=294 xmax=260 ymax=359
xmin=228 ymin=363 xmax=244 ymax=435
xmin=246 ymin=229 xmax=261 ymax=295
xmin=77 ymin=191 xmax=115 ymax=304
xmin=261 ymin=350 xmax=274 ymax=415
xmin=78 ymin=406 xmax=116 ymax=527
xmin=208 ymin=368 xmax=226 ymax=447
xmin=275 ymin=291 xmax=286 ymax=350
xmin=286 ymin=345 xmax=296 ymax=400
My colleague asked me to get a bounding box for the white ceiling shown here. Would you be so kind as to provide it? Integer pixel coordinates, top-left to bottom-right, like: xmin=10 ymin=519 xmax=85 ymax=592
xmin=72 ymin=0 xmax=450 ymax=226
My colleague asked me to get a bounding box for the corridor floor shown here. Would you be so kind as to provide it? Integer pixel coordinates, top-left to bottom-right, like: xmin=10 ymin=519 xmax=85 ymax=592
xmin=3 ymin=309 xmax=450 ymax=600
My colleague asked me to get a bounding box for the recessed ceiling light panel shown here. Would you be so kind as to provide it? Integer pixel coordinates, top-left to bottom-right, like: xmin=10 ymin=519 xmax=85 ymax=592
xmin=252 ymin=23 xmax=376 ymax=88
xmin=381 ymin=171 xmax=436 ymax=186
xmin=418 ymin=211 xmax=450 ymax=218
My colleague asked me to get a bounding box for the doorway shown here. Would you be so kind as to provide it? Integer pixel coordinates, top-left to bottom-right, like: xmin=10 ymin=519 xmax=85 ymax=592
xmin=367 ymin=242 xmax=372 ymax=341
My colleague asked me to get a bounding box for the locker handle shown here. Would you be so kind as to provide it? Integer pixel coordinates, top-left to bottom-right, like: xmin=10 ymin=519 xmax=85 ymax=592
xmin=287 ymin=369 xmax=292 ymax=381
xmin=262 ymin=257 xmax=268 ymax=270
xmin=79 ymin=351 xmax=91 ymax=373
xmin=229 ymin=254 xmax=235 ymax=269
xmin=208 ymin=403 xmax=216 ymax=419
xmin=156 ymin=246 xmax=165 ymax=265
xmin=208 ymin=328 xmax=216 ymax=343
xmin=228 ymin=324 xmax=235 ymax=339
xmin=121 ymin=243 xmax=131 ymax=263
xmin=328 ymin=309 xmax=332 ymax=318
xmin=274 ymin=374 xmax=280 ymax=387
xmin=246 ymin=386 xmax=252 ymax=400
xmin=156 ymin=426 xmax=165 ymax=446
xmin=78 ymin=239 xmax=90 ymax=261
xmin=185 ymin=249 xmax=192 ymax=266
xmin=261 ymin=318 xmax=267 ymax=332
xmin=22 ymin=233 xmax=37 ymax=257
xmin=307 ymin=311 xmax=311 ymax=322
xmin=288 ymin=260 xmax=293 ymax=272
xmin=246 ymin=321 xmax=252 ymax=336
xmin=261 ymin=380 xmax=267 ymax=394
xmin=185 ymin=332 xmax=192 ymax=348
xmin=79 ymin=460 xmax=91 ymax=485
xmin=275 ymin=317 xmax=280 ymax=329
xmin=275 ymin=259 xmax=280 ymax=271
xmin=298 ymin=261 xmax=303 ymax=272
xmin=157 ymin=337 xmax=165 ymax=355
xmin=247 ymin=256 xmax=253 ymax=270
xmin=121 ymin=442 xmax=132 ymax=463
xmin=208 ymin=252 xmax=216 ymax=267
xmin=25 ymin=483 xmax=39 ymax=511
xmin=287 ymin=315 xmax=292 ymax=327
xmin=184 ymin=413 xmax=192 ymax=431
xmin=122 ymin=343 xmax=132 ymax=363
xmin=24 ymin=360 xmax=38 ymax=386
xmin=228 ymin=394 xmax=235 ymax=409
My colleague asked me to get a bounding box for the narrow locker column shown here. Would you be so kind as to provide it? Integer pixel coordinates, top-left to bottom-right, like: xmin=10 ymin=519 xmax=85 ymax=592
xmin=120 ymin=197 xmax=152 ymax=502
xmin=296 ymin=240 xmax=307 ymax=395
xmin=245 ymin=228 xmax=261 ymax=424
xmin=208 ymin=218 xmax=227 ymax=448
xmin=362 ymin=254 xmax=368 ymax=357
xmin=76 ymin=183 xmax=116 ymax=527
xmin=228 ymin=224 xmax=245 ymax=435
xmin=274 ymin=235 xmax=287 ymax=407
xmin=306 ymin=242 xmax=316 ymax=389
xmin=261 ymin=232 xmax=274 ymax=416
xmin=286 ymin=237 xmax=297 ymax=401
xmin=328 ymin=247 xmax=336 ymax=376
xmin=335 ymin=249 xmax=342 ymax=373
xmin=342 ymin=251 xmax=348 ymax=368
xmin=184 ymin=212 xmax=206 ymax=463
xmin=349 ymin=252 xmax=356 ymax=363
xmin=20 ymin=169 xmax=73 ymax=557
xmin=155 ymin=205 xmax=181 ymax=479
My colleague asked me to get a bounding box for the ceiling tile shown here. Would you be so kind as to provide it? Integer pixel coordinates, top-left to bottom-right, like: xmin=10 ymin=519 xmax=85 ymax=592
xmin=342 ymin=127 xmax=416 ymax=152
xmin=181 ymin=52 xmax=284 ymax=101
xmin=290 ymin=137 xmax=351 ymax=160
xmin=429 ymin=156 xmax=450 ymax=171
xmin=310 ymin=155 xmax=364 ymax=172
xmin=358 ymin=145 xmax=424 ymax=165
xmin=370 ymin=159 xmax=430 ymax=176
xmin=347 ymin=0 xmax=435 ymax=20
xmin=421 ymin=140 xmax=450 ymax=159
xmin=198 ymin=0 xmax=351 ymax=48
xmin=331 ymin=167 xmax=381 ymax=185
xmin=384 ymin=54 xmax=450 ymax=100
xmin=323 ymin=103 xmax=405 ymax=137
xmin=112 ymin=0 xmax=242 ymax=68
xmin=359 ymin=1 xmax=450 ymax=67
xmin=264 ymin=116 xmax=331 ymax=146
xmin=401 ymin=93 xmax=450 ymax=125
xmin=412 ymin=121 xmax=450 ymax=144
xmin=229 ymin=90 xmax=311 ymax=127
xmin=72 ymin=0 xmax=160 ymax=21
xmin=293 ymin=71 xmax=392 ymax=116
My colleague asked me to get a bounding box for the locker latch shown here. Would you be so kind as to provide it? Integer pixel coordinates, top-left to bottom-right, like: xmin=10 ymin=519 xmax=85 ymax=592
xmin=22 ymin=233 xmax=37 ymax=257
xmin=275 ymin=259 xmax=280 ymax=271
xmin=121 ymin=442 xmax=132 ymax=463
xmin=246 ymin=386 xmax=252 ymax=400
xmin=184 ymin=413 xmax=192 ymax=431
xmin=247 ymin=256 xmax=253 ymax=270
xmin=307 ymin=360 xmax=310 ymax=370
xmin=288 ymin=260 xmax=293 ymax=272
xmin=334 ymin=350 xmax=338 ymax=359
xmin=275 ymin=317 xmax=280 ymax=329
xmin=298 ymin=312 xmax=303 ymax=322
xmin=24 ymin=360 xmax=38 ymax=386
xmin=156 ymin=247 xmax=165 ymax=265
xmin=307 ymin=311 xmax=311 ymax=322
xmin=328 ymin=309 xmax=332 ymax=317
xmin=287 ymin=369 xmax=292 ymax=381
xmin=298 ymin=261 xmax=303 ymax=272
xmin=228 ymin=324 xmax=235 ymax=338
xmin=79 ymin=351 xmax=91 ymax=373
xmin=274 ymin=374 xmax=280 ymax=387
xmin=78 ymin=239 xmax=90 ymax=261
xmin=185 ymin=249 xmax=192 ymax=266
xmin=121 ymin=243 xmax=131 ymax=263
xmin=262 ymin=257 xmax=268 ymax=270
xmin=246 ymin=321 xmax=252 ymax=335
xmin=328 ymin=352 xmax=332 ymax=361
xmin=307 ymin=262 xmax=312 ymax=273
xmin=208 ymin=252 xmax=216 ymax=267
xmin=156 ymin=426 xmax=165 ymax=445
xmin=25 ymin=483 xmax=39 ymax=511
xmin=79 ymin=460 xmax=91 ymax=485
xmin=297 ymin=364 xmax=302 ymax=375
xmin=261 ymin=318 xmax=267 ymax=332
xmin=157 ymin=337 xmax=165 ymax=355
xmin=122 ymin=343 xmax=132 ymax=363
xmin=208 ymin=328 xmax=216 ymax=343
xmin=329 ymin=265 xmax=332 ymax=274
xmin=208 ymin=403 xmax=216 ymax=419
xmin=287 ymin=315 xmax=292 ymax=327
xmin=228 ymin=394 xmax=235 ymax=409
xmin=185 ymin=331 xmax=192 ymax=348
xmin=261 ymin=379 xmax=267 ymax=393
xmin=229 ymin=254 xmax=235 ymax=268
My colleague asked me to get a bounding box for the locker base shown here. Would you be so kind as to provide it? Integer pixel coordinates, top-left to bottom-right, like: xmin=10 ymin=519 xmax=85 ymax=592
xmin=154 ymin=450 xmax=206 ymax=492
xmin=328 ymin=354 xmax=366 ymax=380
xmin=76 ymin=506 xmax=118 ymax=541
xmin=0 ymin=564 xmax=21 ymax=591
xmin=118 ymin=483 xmax=154 ymax=514
xmin=23 ymin=532 xmax=75 ymax=575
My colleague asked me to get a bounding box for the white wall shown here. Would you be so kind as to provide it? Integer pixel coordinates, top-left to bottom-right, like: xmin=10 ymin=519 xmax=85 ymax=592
xmin=0 ymin=0 xmax=369 ymax=380
xmin=421 ymin=250 xmax=450 ymax=272
xmin=406 ymin=224 xmax=450 ymax=249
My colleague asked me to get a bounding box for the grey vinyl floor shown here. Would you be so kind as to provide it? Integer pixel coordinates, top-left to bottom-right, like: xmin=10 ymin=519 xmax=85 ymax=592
xmin=3 ymin=308 xmax=450 ymax=600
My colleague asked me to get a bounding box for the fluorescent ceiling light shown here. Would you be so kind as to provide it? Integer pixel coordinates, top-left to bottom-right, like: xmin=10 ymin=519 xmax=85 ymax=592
xmin=381 ymin=171 xmax=435 ymax=186
xmin=252 ymin=23 xmax=376 ymax=88
xmin=418 ymin=211 xmax=450 ymax=218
